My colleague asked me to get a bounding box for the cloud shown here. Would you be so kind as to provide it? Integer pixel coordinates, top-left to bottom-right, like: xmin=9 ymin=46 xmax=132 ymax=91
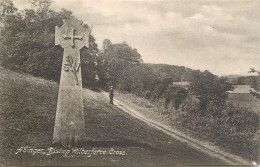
xmin=12 ymin=0 xmax=260 ymax=76
xmin=12 ymin=0 xmax=31 ymax=9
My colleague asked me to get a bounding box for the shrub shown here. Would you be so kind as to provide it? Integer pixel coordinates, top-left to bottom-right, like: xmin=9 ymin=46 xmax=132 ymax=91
xmin=189 ymin=70 xmax=233 ymax=113
xmin=174 ymin=99 xmax=259 ymax=160
xmin=250 ymin=90 xmax=260 ymax=100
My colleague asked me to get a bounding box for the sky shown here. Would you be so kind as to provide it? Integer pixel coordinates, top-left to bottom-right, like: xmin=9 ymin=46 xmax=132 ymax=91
xmin=12 ymin=0 xmax=260 ymax=76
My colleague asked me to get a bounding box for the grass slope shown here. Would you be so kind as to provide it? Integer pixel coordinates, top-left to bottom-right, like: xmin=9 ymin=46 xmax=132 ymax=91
xmin=0 ymin=67 xmax=224 ymax=166
xmin=0 ymin=67 xmax=153 ymax=166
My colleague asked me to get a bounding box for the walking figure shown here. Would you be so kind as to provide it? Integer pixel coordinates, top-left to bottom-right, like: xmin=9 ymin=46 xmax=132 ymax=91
xmin=109 ymin=86 xmax=114 ymax=105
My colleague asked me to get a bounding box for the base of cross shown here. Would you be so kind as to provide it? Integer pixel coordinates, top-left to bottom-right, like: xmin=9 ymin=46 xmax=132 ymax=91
xmin=52 ymin=83 xmax=86 ymax=147
xmin=52 ymin=135 xmax=86 ymax=147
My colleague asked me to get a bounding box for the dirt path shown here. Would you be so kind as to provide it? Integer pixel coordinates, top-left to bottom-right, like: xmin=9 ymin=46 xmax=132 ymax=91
xmin=101 ymin=91 xmax=251 ymax=165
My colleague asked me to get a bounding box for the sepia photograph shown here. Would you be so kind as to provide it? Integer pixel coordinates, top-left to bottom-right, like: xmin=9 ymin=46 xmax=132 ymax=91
xmin=0 ymin=0 xmax=259 ymax=166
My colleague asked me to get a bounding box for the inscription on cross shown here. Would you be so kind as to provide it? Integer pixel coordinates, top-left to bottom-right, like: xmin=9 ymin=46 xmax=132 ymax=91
xmin=63 ymin=55 xmax=80 ymax=85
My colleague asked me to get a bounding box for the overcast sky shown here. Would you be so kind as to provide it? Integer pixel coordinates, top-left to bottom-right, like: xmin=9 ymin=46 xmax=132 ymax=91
xmin=13 ymin=0 xmax=260 ymax=76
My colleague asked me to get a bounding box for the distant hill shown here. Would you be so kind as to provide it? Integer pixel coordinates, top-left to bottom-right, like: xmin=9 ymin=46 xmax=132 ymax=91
xmin=145 ymin=63 xmax=201 ymax=82
xmin=224 ymin=75 xmax=244 ymax=79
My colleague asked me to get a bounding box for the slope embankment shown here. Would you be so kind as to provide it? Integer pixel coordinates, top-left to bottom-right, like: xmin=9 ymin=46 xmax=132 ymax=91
xmin=0 ymin=67 xmax=248 ymax=166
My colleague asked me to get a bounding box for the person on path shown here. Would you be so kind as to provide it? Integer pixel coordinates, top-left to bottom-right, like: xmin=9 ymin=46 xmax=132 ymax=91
xmin=109 ymin=86 xmax=114 ymax=105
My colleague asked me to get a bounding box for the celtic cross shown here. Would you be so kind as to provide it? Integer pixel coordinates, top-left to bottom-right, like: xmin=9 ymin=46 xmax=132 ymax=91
xmin=53 ymin=19 xmax=90 ymax=147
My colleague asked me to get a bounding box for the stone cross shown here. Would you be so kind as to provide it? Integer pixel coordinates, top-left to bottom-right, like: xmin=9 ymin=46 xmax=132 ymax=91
xmin=53 ymin=19 xmax=90 ymax=146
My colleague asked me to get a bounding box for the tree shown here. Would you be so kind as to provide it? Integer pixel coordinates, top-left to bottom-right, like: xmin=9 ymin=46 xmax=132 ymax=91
xmin=249 ymin=68 xmax=260 ymax=75
xmin=236 ymin=76 xmax=245 ymax=85
xmin=164 ymin=85 xmax=188 ymax=110
xmin=31 ymin=0 xmax=52 ymax=15
xmin=0 ymin=0 xmax=99 ymax=86
xmin=99 ymin=40 xmax=143 ymax=90
xmin=102 ymin=39 xmax=112 ymax=52
xmin=248 ymin=68 xmax=260 ymax=91
xmin=152 ymin=78 xmax=173 ymax=102
xmin=0 ymin=0 xmax=23 ymax=67
xmin=0 ymin=0 xmax=17 ymax=18
xmin=189 ymin=70 xmax=232 ymax=114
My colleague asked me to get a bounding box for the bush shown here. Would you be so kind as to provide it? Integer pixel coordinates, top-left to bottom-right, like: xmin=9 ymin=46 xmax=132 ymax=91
xmin=189 ymin=70 xmax=233 ymax=112
xmin=250 ymin=90 xmax=260 ymax=100
xmin=217 ymin=104 xmax=259 ymax=155
xmin=175 ymin=99 xmax=259 ymax=160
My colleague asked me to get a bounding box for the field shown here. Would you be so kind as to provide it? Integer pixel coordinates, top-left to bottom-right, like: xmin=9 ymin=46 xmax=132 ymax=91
xmin=228 ymin=93 xmax=260 ymax=112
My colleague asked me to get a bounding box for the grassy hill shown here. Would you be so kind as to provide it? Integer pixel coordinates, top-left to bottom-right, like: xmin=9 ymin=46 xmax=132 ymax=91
xmin=0 ymin=67 xmax=228 ymax=166
xmin=0 ymin=67 xmax=157 ymax=166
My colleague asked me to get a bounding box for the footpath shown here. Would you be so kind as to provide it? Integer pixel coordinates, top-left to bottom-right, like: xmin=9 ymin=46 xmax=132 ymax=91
xmin=101 ymin=91 xmax=251 ymax=165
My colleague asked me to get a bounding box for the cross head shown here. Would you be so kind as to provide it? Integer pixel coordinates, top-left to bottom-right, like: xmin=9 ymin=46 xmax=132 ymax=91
xmin=62 ymin=28 xmax=83 ymax=47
